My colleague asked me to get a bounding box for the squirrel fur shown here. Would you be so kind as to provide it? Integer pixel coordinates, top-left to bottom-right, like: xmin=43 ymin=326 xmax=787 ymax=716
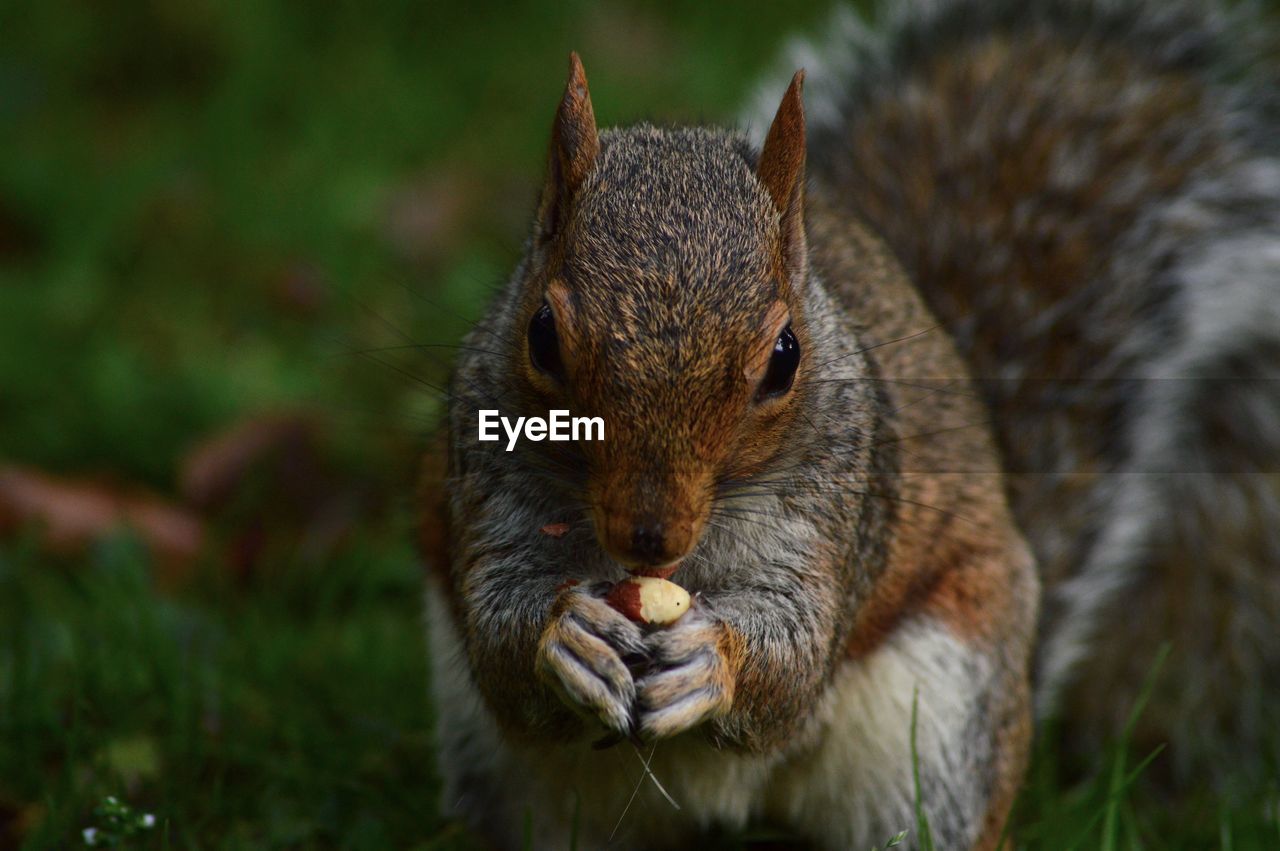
xmin=419 ymin=1 xmax=1280 ymax=847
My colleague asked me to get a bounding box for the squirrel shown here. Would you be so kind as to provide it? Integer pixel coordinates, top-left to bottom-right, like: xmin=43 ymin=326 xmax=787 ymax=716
xmin=419 ymin=1 xmax=1280 ymax=848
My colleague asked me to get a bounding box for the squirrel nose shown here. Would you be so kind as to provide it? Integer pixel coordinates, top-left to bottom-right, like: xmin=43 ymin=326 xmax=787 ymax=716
xmin=630 ymin=522 xmax=669 ymax=564
xmin=597 ymin=508 xmax=695 ymax=571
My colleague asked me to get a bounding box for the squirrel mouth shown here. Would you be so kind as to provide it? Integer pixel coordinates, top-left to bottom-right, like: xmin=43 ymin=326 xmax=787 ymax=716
xmin=632 ymin=561 xmax=682 ymax=580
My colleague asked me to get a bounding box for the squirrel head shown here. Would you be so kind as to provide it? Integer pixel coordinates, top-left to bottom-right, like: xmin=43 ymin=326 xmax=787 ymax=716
xmin=515 ymin=54 xmax=810 ymax=573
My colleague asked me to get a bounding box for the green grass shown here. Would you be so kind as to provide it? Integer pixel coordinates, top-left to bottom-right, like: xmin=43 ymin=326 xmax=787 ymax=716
xmin=0 ymin=530 xmax=451 ymax=848
xmin=1 ymin=0 xmax=1278 ymax=847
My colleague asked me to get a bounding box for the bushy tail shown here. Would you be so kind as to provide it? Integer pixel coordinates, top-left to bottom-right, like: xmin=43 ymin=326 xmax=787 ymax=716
xmin=755 ymin=0 xmax=1280 ymax=787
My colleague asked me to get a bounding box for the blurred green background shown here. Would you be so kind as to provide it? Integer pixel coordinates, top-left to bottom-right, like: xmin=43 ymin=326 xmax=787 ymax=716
xmin=1 ymin=1 xmax=1276 ymax=848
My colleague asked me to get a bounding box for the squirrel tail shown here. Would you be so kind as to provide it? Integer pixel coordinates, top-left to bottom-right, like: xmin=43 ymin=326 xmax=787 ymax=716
xmin=753 ymin=0 xmax=1280 ymax=787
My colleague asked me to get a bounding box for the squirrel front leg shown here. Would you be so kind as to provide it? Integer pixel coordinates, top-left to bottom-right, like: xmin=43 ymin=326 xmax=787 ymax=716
xmin=535 ymin=582 xmax=649 ymax=734
xmin=457 ymin=549 xmax=647 ymax=740
xmin=637 ymin=582 xmax=839 ymax=750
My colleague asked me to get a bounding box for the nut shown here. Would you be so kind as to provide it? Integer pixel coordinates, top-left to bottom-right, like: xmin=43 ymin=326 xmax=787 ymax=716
xmin=605 ymin=576 xmax=691 ymax=626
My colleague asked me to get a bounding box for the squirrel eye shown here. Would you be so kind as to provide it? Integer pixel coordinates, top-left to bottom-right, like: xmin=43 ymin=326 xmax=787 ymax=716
xmin=528 ymin=301 xmax=565 ymax=380
xmin=756 ymin=325 xmax=800 ymax=401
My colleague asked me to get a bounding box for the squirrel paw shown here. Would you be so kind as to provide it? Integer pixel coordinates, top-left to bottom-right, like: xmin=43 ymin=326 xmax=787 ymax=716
xmin=535 ymin=583 xmax=648 ymax=734
xmin=636 ymin=607 xmax=736 ymax=740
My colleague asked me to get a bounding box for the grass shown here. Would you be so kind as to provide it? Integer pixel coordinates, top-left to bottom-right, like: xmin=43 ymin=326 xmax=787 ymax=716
xmin=911 ymin=691 xmax=936 ymax=851
xmin=0 ymin=530 xmax=450 ymax=848
xmin=1 ymin=0 xmax=1278 ymax=847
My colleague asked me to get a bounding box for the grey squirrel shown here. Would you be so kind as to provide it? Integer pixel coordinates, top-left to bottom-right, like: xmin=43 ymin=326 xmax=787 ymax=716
xmin=418 ymin=1 xmax=1280 ymax=847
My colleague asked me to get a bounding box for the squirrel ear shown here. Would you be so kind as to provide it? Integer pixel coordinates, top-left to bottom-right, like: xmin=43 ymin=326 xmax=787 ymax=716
xmin=537 ymin=52 xmax=600 ymax=244
xmin=758 ymin=70 xmax=808 ymax=287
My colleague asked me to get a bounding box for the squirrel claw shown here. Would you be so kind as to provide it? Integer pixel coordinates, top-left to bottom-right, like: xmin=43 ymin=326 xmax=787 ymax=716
xmin=634 ymin=611 xmax=735 ymax=739
xmin=535 ymin=586 xmax=648 ymax=734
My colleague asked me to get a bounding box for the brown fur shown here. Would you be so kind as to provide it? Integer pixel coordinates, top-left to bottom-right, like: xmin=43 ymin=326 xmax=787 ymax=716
xmin=817 ymin=33 xmax=1225 ymax=588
